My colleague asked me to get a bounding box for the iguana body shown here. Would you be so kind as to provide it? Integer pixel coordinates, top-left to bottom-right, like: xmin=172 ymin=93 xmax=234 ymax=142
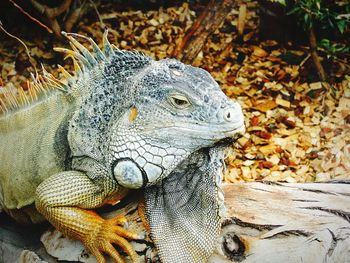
xmin=0 ymin=32 xmax=244 ymax=263
xmin=1 ymin=90 xmax=70 ymax=218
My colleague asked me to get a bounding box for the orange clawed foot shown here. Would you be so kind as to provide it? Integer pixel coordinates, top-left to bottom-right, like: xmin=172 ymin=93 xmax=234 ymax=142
xmin=83 ymin=214 xmax=143 ymax=263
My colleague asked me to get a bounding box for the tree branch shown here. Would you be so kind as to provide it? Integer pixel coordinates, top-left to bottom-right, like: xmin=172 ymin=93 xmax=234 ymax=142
xmin=30 ymin=0 xmax=73 ymax=37
xmin=30 ymin=0 xmax=73 ymax=19
xmin=309 ymin=27 xmax=326 ymax=81
xmin=173 ymin=0 xmax=234 ymax=64
xmin=0 ymin=21 xmax=37 ymax=72
xmin=8 ymin=0 xmax=53 ymax=34
xmin=64 ymin=3 xmax=84 ymax=32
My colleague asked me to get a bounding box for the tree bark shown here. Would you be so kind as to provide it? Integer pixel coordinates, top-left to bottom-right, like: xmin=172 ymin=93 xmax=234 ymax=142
xmin=173 ymin=0 xmax=234 ymax=64
xmin=3 ymin=181 xmax=349 ymax=262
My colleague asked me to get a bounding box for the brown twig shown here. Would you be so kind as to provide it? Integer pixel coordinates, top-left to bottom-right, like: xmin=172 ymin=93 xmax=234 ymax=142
xmin=64 ymin=5 xmax=83 ymax=32
xmin=30 ymin=0 xmax=73 ymax=19
xmin=299 ymin=53 xmax=311 ymax=67
xmin=30 ymin=0 xmax=73 ymax=37
xmin=64 ymin=1 xmax=89 ymax=32
xmin=0 ymin=21 xmax=37 ymax=73
xmin=89 ymin=0 xmax=105 ymax=29
xmin=309 ymin=27 xmax=326 ymax=81
xmin=8 ymin=0 xmax=53 ymax=33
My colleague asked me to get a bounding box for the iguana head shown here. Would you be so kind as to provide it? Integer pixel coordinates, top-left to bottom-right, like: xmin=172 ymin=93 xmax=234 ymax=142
xmin=109 ymin=58 xmax=244 ymax=188
xmin=65 ymin=34 xmax=243 ymax=188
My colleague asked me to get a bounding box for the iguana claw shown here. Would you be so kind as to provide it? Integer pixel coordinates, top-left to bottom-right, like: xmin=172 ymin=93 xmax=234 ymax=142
xmin=83 ymin=214 xmax=140 ymax=263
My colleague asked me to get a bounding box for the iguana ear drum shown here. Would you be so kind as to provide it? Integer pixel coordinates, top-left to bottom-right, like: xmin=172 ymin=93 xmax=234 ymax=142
xmin=112 ymin=158 xmax=148 ymax=189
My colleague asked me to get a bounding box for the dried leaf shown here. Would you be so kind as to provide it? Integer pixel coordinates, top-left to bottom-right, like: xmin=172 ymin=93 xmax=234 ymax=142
xmin=277 ymin=116 xmax=296 ymax=129
xmin=250 ymin=116 xmax=260 ymax=126
xmin=252 ymin=100 xmax=277 ymax=112
xmin=255 ymin=131 xmax=272 ymax=139
xmin=252 ymin=46 xmax=268 ymax=57
xmin=259 ymin=144 xmax=276 ymax=155
xmin=258 ymin=161 xmax=273 ymax=169
xmin=237 ymin=136 xmax=249 ymax=147
xmin=276 ymin=97 xmax=290 ymax=108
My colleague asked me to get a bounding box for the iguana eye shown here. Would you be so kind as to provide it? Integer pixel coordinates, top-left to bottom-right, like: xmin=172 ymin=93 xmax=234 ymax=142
xmin=169 ymin=94 xmax=191 ymax=109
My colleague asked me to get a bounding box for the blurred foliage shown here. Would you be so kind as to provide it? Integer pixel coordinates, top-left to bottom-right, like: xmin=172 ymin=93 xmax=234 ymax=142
xmin=287 ymin=0 xmax=350 ymax=33
xmin=263 ymin=0 xmax=349 ymax=79
xmin=269 ymin=0 xmax=287 ymax=5
xmin=319 ymin=38 xmax=350 ymax=58
xmin=287 ymin=0 xmax=350 ymax=60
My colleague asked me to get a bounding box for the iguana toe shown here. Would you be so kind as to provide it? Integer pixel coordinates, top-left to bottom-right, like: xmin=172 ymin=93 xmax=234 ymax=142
xmin=84 ymin=214 xmax=139 ymax=263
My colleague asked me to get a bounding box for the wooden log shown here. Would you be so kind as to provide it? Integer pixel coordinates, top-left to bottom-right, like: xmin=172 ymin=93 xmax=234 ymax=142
xmin=212 ymin=181 xmax=350 ymax=263
xmin=2 ymin=181 xmax=349 ymax=262
xmin=173 ymin=0 xmax=234 ymax=64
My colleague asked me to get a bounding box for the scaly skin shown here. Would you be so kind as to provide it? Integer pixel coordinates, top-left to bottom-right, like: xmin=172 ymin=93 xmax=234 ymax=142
xmin=0 ymin=92 xmax=72 ymax=213
xmin=0 ymin=32 xmax=245 ymax=263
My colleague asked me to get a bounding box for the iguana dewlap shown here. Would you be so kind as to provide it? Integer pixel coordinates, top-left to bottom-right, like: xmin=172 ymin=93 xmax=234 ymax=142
xmin=0 ymin=32 xmax=244 ymax=263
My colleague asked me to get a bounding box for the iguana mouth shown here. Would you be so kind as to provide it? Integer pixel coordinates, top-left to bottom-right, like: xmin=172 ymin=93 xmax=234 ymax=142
xmin=143 ymin=123 xmax=245 ymax=142
xmin=144 ymin=145 xmax=226 ymax=263
xmin=214 ymin=131 xmax=244 ymax=147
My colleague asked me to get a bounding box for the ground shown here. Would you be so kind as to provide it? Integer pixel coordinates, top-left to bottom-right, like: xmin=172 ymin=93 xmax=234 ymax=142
xmin=0 ymin=0 xmax=349 ymax=184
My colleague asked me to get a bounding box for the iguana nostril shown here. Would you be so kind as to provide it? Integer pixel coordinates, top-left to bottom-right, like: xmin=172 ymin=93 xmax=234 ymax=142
xmin=224 ymin=108 xmax=235 ymax=122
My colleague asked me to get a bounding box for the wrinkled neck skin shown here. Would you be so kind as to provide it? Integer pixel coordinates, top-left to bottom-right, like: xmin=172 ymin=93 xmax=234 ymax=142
xmin=145 ymin=144 xmax=227 ymax=263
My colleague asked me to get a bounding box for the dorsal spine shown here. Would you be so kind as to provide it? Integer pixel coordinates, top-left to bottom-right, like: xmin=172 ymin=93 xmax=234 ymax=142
xmin=0 ymin=30 xmax=149 ymax=116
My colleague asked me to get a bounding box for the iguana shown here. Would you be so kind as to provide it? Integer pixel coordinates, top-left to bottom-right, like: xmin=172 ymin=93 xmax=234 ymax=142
xmin=0 ymin=32 xmax=245 ymax=263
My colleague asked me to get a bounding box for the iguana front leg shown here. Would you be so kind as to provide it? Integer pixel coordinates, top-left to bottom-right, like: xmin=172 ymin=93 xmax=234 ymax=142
xmin=35 ymin=171 xmax=140 ymax=263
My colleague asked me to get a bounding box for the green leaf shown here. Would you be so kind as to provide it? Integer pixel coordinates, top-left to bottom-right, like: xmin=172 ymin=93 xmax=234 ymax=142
xmin=316 ymin=1 xmax=321 ymax=10
xmin=268 ymin=0 xmax=286 ymax=5
xmin=277 ymin=0 xmax=286 ymax=6
xmin=304 ymin=13 xmax=312 ymax=30
xmin=336 ymin=20 xmax=347 ymax=33
xmin=287 ymin=6 xmax=301 ymax=16
xmin=319 ymin=38 xmax=331 ymax=48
